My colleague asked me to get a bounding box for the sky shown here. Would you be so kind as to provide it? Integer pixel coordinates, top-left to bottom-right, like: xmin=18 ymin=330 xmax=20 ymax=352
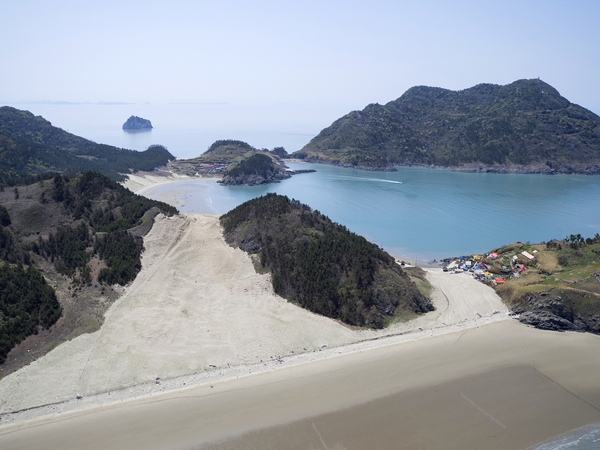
xmin=2 ymin=0 xmax=600 ymax=122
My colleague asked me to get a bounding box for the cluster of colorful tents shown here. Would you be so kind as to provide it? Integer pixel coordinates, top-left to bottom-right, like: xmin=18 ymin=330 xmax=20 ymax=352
xmin=444 ymin=249 xmax=536 ymax=285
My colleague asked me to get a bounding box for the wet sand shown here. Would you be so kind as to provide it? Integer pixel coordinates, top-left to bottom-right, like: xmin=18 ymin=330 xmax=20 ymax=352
xmin=0 ymin=320 xmax=599 ymax=450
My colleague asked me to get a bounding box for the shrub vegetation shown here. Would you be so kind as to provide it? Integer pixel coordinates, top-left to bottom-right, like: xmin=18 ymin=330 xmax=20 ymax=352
xmin=0 ymin=171 xmax=178 ymax=362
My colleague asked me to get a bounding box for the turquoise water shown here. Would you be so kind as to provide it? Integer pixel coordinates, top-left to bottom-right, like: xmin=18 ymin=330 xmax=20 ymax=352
xmin=10 ymin=102 xmax=600 ymax=261
xmin=147 ymin=163 xmax=600 ymax=262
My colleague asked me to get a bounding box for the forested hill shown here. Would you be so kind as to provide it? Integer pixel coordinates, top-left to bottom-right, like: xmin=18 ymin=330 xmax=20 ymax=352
xmin=294 ymin=79 xmax=600 ymax=174
xmin=0 ymin=172 xmax=177 ymax=370
xmin=0 ymin=106 xmax=175 ymax=185
xmin=220 ymin=194 xmax=433 ymax=328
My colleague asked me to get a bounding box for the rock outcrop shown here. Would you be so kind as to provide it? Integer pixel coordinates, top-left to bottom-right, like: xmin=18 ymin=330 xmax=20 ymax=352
xmin=123 ymin=116 xmax=153 ymax=130
xmin=218 ymin=153 xmax=291 ymax=186
xmin=514 ymin=294 xmax=600 ymax=333
xmin=219 ymin=172 xmax=291 ymax=186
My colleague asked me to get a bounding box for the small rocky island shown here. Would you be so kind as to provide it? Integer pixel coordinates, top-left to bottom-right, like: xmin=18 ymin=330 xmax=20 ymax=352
xmin=219 ymin=153 xmax=292 ymax=186
xmin=123 ymin=115 xmax=153 ymax=130
xmin=218 ymin=153 xmax=316 ymax=186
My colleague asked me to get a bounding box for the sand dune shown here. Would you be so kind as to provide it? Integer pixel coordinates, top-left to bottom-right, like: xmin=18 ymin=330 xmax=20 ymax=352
xmin=1 ymin=202 xmax=597 ymax=449
xmin=0 ymin=213 xmax=506 ymax=419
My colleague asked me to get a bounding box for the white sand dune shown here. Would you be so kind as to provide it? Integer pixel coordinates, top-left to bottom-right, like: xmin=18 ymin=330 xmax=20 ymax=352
xmin=0 ymin=212 xmax=507 ymax=420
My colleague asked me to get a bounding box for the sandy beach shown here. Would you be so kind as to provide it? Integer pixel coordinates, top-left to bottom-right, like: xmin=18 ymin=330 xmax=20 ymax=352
xmin=0 ymin=320 xmax=598 ymax=450
xmin=0 ymin=173 xmax=598 ymax=449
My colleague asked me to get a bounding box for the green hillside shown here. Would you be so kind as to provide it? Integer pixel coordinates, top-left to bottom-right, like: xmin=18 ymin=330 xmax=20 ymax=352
xmin=294 ymin=79 xmax=600 ymax=173
xmin=0 ymin=172 xmax=177 ymax=371
xmin=0 ymin=106 xmax=175 ymax=185
xmin=220 ymin=194 xmax=433 ymax=328
xmin=488 ymin=237 xmax=600 ymax=334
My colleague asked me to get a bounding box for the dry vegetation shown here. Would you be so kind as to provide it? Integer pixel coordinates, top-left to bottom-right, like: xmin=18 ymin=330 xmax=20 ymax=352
xmin=0 ymin=173 xmax=177 ymax=378
xmin=489 ymin=237 xmax=600 ymax=333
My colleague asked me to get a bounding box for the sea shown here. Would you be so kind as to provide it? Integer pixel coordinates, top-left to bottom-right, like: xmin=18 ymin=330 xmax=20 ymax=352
xmin=10 ymin=101 xmax=600 ymax=263
xmin=8 ymin=101 xmax=330 ymax=159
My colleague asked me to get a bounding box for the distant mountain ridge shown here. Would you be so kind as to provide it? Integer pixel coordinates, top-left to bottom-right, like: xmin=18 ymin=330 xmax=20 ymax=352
xmin=293 ymin=79 xmax=600 ymax=174
xmin=0 ymin=106 xmax=174 ymax=184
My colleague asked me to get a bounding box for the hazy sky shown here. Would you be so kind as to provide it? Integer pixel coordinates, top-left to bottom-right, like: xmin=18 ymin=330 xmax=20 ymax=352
xmin=2 ymin=0 xmax=600 ymax=116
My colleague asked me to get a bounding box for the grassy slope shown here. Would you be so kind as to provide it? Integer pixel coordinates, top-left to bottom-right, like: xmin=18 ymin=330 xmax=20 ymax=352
xmin=479 ymin=238 xmax=600 ymax=333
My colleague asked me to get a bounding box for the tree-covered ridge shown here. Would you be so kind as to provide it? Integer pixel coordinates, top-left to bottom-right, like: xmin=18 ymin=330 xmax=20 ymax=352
xmin=206 ymin=139 xmax=255 ymax=154
xmin=0 ymin=172 xmax=178 ymax=366
xmin=294 ymin=79 xmax=600 ymax=173
xmin=30 ymin=172 xmax=177 ymax=285
xmin=226 ymin=153 xmax=277 ymax=177
xmin=0 ymin=106 xmax=175 ymax=185
xmin=220 ymin=194 xmax=432 ymax=328
xmin=0 ymin=264 xmax=61 ymax=364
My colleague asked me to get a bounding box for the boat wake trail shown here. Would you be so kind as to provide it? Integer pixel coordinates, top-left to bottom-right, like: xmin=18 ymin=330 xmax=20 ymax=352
xmin=332 ymin=176 xmax=402 ymax=184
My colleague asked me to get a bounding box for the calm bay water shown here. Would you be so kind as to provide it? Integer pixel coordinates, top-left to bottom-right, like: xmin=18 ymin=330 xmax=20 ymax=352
xmin=148 ymin=163 xmax=600 ymax=262
xmin=8 ymin=102 xmax=600 ymax=262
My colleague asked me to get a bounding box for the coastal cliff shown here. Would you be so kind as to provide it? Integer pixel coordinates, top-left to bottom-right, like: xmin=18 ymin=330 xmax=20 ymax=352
xmin=445 ymin=237 xmax=600 ymax=335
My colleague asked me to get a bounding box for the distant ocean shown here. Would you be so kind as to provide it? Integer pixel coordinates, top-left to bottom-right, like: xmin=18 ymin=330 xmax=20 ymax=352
xmin=8 ymin=102 xmax=600 ymax=262
xmin=7 ymin=102 xmax=328 ymax=159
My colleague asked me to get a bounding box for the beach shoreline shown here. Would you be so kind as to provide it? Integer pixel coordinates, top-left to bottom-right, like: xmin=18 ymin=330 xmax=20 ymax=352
xmin=0 ymin=210 xmax=510 ymax=425
xmin=0 ymin=172 xmax=598 ymax=449
xmin=124 ymin=170 xmax=446 ymax=266
xmin=1 ymin=320 xmax=599 ymax=450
